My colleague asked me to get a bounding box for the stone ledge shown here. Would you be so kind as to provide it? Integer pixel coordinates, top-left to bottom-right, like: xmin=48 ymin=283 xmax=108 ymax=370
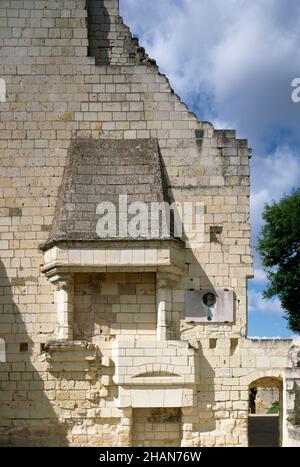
xmin=41 ymin=240 xmax=186 ymax=279
xmin=45 ymin=340 xmax=102 ymax=373
xmin=112 ymin=339 xmax=198 ymax=386
xmin=117 ymin=385 xmax=196 ymax=409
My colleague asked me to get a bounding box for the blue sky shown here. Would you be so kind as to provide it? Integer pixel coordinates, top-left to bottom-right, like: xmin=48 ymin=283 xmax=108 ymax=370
xmin=121 ymin=0 xmax=300 ymax=338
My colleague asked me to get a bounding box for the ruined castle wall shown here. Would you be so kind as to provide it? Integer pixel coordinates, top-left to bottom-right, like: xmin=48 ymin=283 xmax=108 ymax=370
xmin=181 ymin=338 xmax=290 ymax=447
xmin=0 ymin=0 xmax=292 ymax=446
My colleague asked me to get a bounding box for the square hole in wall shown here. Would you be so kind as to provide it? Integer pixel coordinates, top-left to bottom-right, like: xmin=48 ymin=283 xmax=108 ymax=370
xmin=209 ymin=339 xmax=217 ymax=349
xmin=231 ymin=338 xmax=239 ymax=348
xmin=230 ymin=338 xmax=239 ymax=355
xmin=19 ymin=343 xmax=28 ymax=352
xmin=210 ymin=226 xmax=223 ymax=243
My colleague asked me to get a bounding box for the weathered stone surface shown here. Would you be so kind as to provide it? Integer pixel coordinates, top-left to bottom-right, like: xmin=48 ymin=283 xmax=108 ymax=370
xmin=41 ymin=138 xmax=171 ymax=248
xmin=88 ymin=0 xmax=155 ymax=66
xmin=0 ymin=0 xmax=297 ymax=449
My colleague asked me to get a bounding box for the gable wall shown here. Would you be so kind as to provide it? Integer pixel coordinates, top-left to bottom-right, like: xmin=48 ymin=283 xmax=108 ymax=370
xmin=0 ymin=0 xmax=292 ymax=447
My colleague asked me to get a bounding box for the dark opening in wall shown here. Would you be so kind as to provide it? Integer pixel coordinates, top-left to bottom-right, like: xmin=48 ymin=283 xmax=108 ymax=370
xmin=195 ymin=130 xmax=204 ymax=151
xmin=249 ymin=387 xmax=257 ymax=414
xmin=230 ymin=338 xmax=239 ymax=355
xmin=209 ymin=338 xmax=217 ymax=349
xmin=210 ymin=226 xmax=223 ymax=243
xmin=9 ymin=207 xmax=22 ymax=217
xmin=248 ymin=379 xmax=282 ymax=447
xmin=19 ymin=342 xmax=28 ymax=352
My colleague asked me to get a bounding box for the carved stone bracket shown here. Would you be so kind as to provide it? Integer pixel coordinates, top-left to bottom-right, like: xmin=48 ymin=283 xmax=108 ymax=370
xmin=289 ymin=345 xmax=300 ymax=368
xmin=44 ymin=340 xmax=102 ymax=375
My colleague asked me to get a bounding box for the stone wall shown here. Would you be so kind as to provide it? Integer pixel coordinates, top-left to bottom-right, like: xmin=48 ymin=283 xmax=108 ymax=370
xmin=0 ymin=0 xmax=252 ymax=348
xmin=133 ymin=408 xmax=181 ymax=447
xmin=180 ymin=338 xmax=290 ymax=447
xmin=88 ymin=0 xmax=152 ymax=65
xmin=0 ymin=0 xmax=295 ymax=447
xmin=74 ymin=272 xmax=156 ymax=342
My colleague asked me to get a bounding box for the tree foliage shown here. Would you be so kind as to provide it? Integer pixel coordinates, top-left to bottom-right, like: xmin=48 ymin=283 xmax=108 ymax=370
xmin=257 ymin=188 xmax=300 ymax=333
xmin=267 ymin=401 xmax=280 ymax=414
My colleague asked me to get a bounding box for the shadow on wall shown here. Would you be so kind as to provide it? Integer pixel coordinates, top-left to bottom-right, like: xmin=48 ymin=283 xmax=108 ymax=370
xmin=88 ymin=0 xmax=111 ymax=64
xmin=0 ymin=260 xmax=68 ymax=446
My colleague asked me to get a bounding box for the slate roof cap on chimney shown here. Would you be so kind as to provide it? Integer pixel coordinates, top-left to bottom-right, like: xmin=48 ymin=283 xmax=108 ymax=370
xmin=40 ymin=139 xmax=180 ymax=251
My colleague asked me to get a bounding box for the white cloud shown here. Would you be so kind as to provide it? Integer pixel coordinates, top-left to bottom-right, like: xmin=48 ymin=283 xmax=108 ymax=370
xmin=248 ymin=289 xmax=283 ymax=315
xmin=252 ymin=268 xmax=267 ymax=284
xmin=251 ymin=145 xmax=300 ymax=240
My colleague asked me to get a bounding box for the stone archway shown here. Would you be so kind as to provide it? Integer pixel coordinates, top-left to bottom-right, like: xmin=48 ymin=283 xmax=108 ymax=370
xmin=248 ymin=377 xmax=283 ymax=447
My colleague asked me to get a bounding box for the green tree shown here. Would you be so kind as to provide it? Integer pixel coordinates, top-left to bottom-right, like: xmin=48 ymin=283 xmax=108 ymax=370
xmin=267 ymin=401 xmax=280 ymax=414
xmin=257 ymin=188 xmax=300 ymax=333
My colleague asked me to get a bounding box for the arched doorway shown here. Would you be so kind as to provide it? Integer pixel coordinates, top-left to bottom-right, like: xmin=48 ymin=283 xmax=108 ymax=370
xmin=248 ymin=377 xmax=283 ymax=447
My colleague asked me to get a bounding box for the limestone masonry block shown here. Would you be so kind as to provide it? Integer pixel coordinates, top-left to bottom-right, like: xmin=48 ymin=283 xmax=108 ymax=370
xmin=0 ymin=0 xmax=296 ymax=448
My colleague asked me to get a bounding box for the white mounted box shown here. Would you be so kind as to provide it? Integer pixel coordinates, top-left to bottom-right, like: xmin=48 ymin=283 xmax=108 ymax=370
xmin=185 ymin=288 xmax=234 ymax=323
